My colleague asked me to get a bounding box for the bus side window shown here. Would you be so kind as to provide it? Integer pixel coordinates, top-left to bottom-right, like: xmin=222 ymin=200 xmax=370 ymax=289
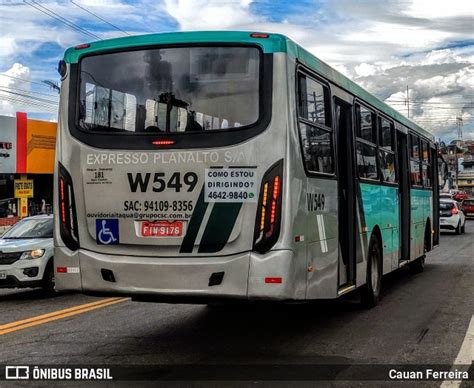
xmin=355 ymin=104 xmax=378 ymax=180
xmin=379 ymin=118 xmax=397 ymax=183
xmin=298 ymin=75 xmax=330 ymax=127
xmin=356 ymin=105 xmax=376 ymax=143
xmin=409 ymin=134 xmax=422 ymax=186
xmin=421 ymin=140 xmax=431 ymax=187
xmin=297 ymin=73 xmax=334 ymax=175
xmin=356 ymin=141 xmax=378 ymax=180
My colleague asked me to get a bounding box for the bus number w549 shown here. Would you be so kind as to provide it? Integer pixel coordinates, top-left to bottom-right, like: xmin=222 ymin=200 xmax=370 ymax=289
xmin=127 ymin=172 xmax=198 ymax=193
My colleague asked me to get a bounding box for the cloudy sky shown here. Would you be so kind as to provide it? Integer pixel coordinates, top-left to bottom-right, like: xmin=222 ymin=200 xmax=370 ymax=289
xmin=0 ymin=0 xmax=472 ymax=142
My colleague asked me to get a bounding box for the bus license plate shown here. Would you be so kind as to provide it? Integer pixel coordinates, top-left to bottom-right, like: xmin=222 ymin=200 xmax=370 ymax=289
xmin=0 ymin=272 xmax=6 ymax=280
xmin=141 ymin=221 xmax=184 ymax=237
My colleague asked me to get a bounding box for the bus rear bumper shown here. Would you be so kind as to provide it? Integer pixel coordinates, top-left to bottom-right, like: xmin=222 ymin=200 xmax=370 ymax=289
xmin=54 ymin=247 xmax=297 ymax=302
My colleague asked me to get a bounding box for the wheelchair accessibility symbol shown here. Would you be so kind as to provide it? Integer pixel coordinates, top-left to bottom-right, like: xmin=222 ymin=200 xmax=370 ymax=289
xmin=96 ymin=219 xmax=119 ymax=245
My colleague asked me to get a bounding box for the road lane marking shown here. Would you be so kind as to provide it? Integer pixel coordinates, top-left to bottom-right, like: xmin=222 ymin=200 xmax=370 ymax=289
xmin=0 ymin=297 xmax=128 ymax=335
xmin=0 ymin=297 xmax=125 ymax=330
xmin=441 ymin=314 xmax=474 ymax=388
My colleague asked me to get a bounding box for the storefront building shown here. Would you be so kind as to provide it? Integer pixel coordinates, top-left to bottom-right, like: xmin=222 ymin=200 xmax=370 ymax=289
xmin=0 ymin=112 xmax=56 ymax=224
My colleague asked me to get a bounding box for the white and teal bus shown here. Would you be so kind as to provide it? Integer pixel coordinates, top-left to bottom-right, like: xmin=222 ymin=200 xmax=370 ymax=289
xmin=54 ymin=31 xmax=443 ymax=306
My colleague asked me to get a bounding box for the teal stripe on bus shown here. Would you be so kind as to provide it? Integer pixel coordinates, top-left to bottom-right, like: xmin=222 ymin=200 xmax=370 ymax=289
xmin=356 ymin=182 xmax=368 ymax=263
xmin=179 ymin=187 xmax=208 ymax=253
xmin=198 ymin=202 xmax=243 ymax=253
xmin=360 ymin=182 xmax=400 ymax=254
xmin=63 ymin=31 xmax=288 ymax=63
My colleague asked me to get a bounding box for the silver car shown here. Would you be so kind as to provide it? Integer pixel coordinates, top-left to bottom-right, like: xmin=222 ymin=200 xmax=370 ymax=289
xmin=0 ymin=215 xmax=54 ymax=291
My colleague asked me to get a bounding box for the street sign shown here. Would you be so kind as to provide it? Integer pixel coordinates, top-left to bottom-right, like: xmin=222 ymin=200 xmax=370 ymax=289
xmin=19 ymin=197 xmax=28 ymax=218
xmin=14 ymin=179 xmax=34 ymax=198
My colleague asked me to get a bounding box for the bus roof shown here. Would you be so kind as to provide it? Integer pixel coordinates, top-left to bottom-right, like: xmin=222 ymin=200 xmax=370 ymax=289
xmin=64 ymin=31 xmax=433 ymax=140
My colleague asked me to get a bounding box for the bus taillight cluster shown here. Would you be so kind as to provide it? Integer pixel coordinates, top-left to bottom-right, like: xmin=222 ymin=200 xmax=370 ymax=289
xmin=58 ymin=163 xmax=79 ymax=251
xmin=253 ymin=160 xmax=283 ymax=254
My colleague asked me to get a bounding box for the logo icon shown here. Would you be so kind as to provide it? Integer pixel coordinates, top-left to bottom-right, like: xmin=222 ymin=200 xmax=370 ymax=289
xmin=96 ymin=219 xmax=119 ymax=245
xmin=6 ymin=366 xmax=29 ymax=380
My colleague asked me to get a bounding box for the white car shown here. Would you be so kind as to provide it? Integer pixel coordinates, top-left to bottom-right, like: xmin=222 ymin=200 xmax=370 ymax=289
xmin=0 ymin=215 xmax=54 ymax=291
xmin=439 ymin=200 xmax=466 ymax=235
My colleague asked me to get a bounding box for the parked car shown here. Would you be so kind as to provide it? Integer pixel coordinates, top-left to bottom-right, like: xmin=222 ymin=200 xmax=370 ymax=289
xmin=0 ymin=215 xmax=54 ymax=291
xmin=439 ymin=200 xmax=466 ymax=234
xmin=453 ymin=190 xmax=469 ymax=202
xmin=439 ymin=192 xmax=453 ymax=200
xmin=461 ymin=198 xmax=474 ymax=219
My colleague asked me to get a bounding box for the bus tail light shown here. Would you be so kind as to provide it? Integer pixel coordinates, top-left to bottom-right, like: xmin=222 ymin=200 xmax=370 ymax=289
xmin=74 ymin=43 xmax=90 ymax=50
xmin=58 ymin=163 xmax=79 ymax=251
xmin=152 ymin=139 xmax=175 ymax=146
xmin=265 ymin=277 xmax=282 ymax=284
xmin=253 ymin=159 xmax=283 ymax=253
xmin=250 ymin=33 xmax=269 ymax=39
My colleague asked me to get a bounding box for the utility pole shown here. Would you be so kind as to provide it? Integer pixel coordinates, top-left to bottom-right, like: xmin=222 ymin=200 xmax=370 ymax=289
xmin=455 ymin=116 xmax=463 ymax=189
xmin=456 ymin=115 xmax=463 ymax=140
xmin=405 ymin=85 xmax=410 ymax=118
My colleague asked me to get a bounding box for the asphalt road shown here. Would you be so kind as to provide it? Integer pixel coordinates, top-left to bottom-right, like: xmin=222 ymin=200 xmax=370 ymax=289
xmin=0 ymin=226 xmax=472 ymax=385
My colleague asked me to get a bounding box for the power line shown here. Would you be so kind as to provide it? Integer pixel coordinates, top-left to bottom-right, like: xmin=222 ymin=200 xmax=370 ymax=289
xmin=0 ymin=98 xmax=57 ymax=112
xmin=23 ymin=0 xmax=102 ymax=40
xmin=70 ymin=0 xmax=131 ymax=36
xmin=0 ymin=96 xmax=58 ymax=112
xmin=0 ymin=85 xmax=59 ymax=98
xmin=0 ymin=73 xmax=55 ymax=88
xmin=388 ymin=105 xmax=474 ymax=110
xmin=387 ymin=101 xmax=473 ymax=106
xmin=0 ymin=89 xmax=59 ymax=105
xmin=27 ymin=0 xmax=102 ymax=40
xmin=386 ymin=99 xmax=472 ymax=105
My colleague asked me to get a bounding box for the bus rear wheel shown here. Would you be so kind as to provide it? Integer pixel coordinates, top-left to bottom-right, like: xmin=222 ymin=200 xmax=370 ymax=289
xmin=42 ymin=262 xmax=56 ymax=294
xmin=361 ymin=236 xmax=382 ymax=308
xmin=410 ymin=236 xmax=427 ymax=273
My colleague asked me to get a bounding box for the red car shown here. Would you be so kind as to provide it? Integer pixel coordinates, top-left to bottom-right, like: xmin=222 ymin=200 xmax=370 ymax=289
xmin=453 ymin=191 xmax=469 ymax=202
xmin=461 ymin=198 xmax=474 ymax=218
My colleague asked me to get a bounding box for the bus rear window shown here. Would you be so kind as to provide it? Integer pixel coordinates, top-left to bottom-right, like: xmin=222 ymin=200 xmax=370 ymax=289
xmin=77 ymin=46 xmax=260 ymax=133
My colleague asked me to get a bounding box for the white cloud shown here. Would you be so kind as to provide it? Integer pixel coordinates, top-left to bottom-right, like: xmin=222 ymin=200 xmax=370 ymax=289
xmin=0 ymin=63 xmax=32 ymax=116
xmin=0 ymin=35 xmax=18 ymax=59
xmin=406 ymin=0 xmax=473 ymax=19
xmin=347 ymin=22 xmax=452 ymax=50
xmin=355 ymin=63 xmax=380 ymax=77
xmin=0 ymin=63 xmax=58 ymax=117
xmin=164 ymin=0 xmax=257 ymax=30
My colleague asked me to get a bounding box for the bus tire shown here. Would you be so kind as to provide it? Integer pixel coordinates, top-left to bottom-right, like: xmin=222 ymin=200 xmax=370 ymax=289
xmin=361 ymin=235 xmax=382 ymax=308
xmin=410 ymin=225 xmax=428 ymax=274
xmin=410 ymin=256 xmax=425 ymax=273
xmin=42 ymin=261 xmax=56 ymax=294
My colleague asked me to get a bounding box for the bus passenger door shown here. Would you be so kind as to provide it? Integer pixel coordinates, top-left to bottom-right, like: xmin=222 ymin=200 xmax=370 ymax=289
xmin=431 ymin=143 xmax=440 ymax=247
xmin=335 ymin=99 xmax=356 ymax=287
xmin=397 ymin=131 xmax=410 ymax=261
